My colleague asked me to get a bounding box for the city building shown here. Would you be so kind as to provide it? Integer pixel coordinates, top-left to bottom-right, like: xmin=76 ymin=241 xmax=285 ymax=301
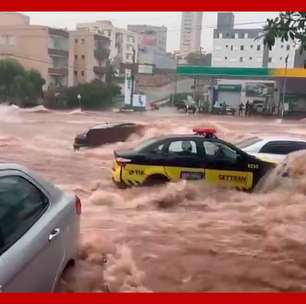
xmin=128 ymin=24 xmax=175 ymax=69
xmin=0 ymin=13 xmax=69 ymax=89
xmin=68 ymin=29 xmax=110 ymax=86
xmin=212 ymin=12 xmax=298 ymax=68
xmin=179 ymin=12 xmax=203 ymax=56
xmin=127 ymin=24 xmax=167 ymax=52
xmin=76 ymin=21 xmax=138 ymax=65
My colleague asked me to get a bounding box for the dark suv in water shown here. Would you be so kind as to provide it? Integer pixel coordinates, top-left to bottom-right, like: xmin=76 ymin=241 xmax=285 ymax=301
xmin=73 ymin=122 xmax=144 ymax=150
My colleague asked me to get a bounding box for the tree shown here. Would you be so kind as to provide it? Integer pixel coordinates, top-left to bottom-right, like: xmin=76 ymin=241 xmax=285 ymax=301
xmin=262 ymin=12 xmax=306 ymax=51
xmin=0 ymin=59 xmax=25 ymax=101
xmin=45 ymin=80 xmax=121 ymax=110
xmin=12 ymin=71 xmax=45 ymax=107
xmin=0 ymin=58 xmax=45 ymax=106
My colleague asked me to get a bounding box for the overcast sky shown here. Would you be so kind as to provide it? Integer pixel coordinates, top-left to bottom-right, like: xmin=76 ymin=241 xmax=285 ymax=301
xmin=24 ymin=12 xmax=279 ymax=52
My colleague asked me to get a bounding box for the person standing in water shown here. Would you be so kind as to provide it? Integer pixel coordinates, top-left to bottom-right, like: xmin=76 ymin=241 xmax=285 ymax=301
xmin=245 ymin=100 xmax=250 ymax=116
xmin=239 ymin=102 xmax=244 ymax=116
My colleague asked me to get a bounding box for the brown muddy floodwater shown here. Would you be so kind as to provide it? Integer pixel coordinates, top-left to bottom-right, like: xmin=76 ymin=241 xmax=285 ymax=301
xmin=2 ymin=105 xmax=306 ymax=292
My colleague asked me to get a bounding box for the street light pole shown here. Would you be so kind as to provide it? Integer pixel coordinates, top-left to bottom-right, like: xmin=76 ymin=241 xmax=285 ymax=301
xmin=281 ymin=54 xmax=289 ymax=117
xmin=77 ymin=94 xmax=82 ymax=111
xmin=173 ymin=56 xmax=179 ymax=106
xmin=130 ymin=48 xmax=136 ymax=107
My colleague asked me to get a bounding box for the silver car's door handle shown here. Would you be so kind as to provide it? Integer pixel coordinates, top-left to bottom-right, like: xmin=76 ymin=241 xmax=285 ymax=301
xmin=48 ymin=228 xmax=61 ymax=242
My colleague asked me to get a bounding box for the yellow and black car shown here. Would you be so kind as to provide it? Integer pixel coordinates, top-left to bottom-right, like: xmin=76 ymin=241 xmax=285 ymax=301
xmin=112 ymin=128 xmax=276 ymax=190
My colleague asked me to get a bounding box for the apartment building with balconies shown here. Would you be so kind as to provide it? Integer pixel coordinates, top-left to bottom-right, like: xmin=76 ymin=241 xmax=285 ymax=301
xmin=0 ymin=13 xmax=69 ymax=89
xmin=68 ymin=29 xmax=110 ymax=86
xmin=76 ymin=20 xmax=138 ymax=65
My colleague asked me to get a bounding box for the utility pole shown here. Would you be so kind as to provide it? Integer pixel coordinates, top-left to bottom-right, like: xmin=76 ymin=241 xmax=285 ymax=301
xmin=130 ymin=48 xmax=136 ymax=107
xmin=281 ymin=54 xmax=289 ymax=117
xmin=173 ymin=56 xmax=178 ymax=106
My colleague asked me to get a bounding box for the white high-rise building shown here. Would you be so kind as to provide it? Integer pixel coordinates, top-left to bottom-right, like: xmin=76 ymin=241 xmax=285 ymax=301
xmin=212 ymin=12 xmax=298 ymax=68
xmin=179 ymin=12 xmax=203 ymax=56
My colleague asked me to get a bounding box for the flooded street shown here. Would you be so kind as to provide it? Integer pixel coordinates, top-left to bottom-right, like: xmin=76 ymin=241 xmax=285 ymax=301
xmin=2 ymin=105 xmax=306 ymax=291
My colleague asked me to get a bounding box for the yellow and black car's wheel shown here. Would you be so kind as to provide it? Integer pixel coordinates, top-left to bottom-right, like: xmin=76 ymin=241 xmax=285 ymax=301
xmin=143 ymin=175 xmax=169 ymax=187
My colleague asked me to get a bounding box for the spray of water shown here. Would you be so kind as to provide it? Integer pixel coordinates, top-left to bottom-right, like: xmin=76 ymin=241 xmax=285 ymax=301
xmin=2 ymin=106 xmax=306 ymax=291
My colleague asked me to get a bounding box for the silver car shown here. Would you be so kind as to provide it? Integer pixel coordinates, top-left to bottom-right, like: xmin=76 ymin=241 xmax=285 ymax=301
xmin=0 ymin=164 xmax=80 ymax=292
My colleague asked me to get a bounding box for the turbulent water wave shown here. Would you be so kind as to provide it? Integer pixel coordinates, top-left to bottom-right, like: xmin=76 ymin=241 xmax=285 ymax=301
xmin=2 ymin=108 xmax=306 ymax=291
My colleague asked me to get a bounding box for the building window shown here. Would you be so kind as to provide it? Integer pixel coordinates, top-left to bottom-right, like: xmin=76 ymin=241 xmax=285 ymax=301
xmin=225 ymin=57 xmax=228 ymax=60
xmin=240 ymin=45 xmax=244 ymax=51
xmin=280 ymin=57 xmax=283 ymax=61
xmin=81 ymin=71 xmax=85 ymax=76
xmin=74 ymin=71 xmax=78 ymax=76
xmin=287 ymin=45 xmax=290 ymax=51
xmin=268 ymin=57 xmax=272 ymax=63
xmin=249 ymin=57 xmax=253 ymax=60
xmin=257 ymin=45 xmax=261 ymax=51
xmin=75 ymin=39 xmax=78 ymax=44
xmin=81 ymin=55 xmax=85 ymax=60
xmin=74 ymin=55 xmax=78 ymax=60
xmin=250 ymin=45 xmax=253 ymax=48
xmin=226 ymin=45 xmax=228 ymax=48
xmin=81 ymin=38 xmax=85 ymax=44
xmin=240 ymin=57 xmax=243 ymax=62
xmin=230 ymin=45 xmax=233 ymax=51
xmin=281 ymin=45 xmax=284 ymax=48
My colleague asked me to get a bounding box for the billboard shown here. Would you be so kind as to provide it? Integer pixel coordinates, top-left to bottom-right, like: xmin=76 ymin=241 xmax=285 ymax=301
xmin=124 ymin=69 xmax=133 ymax=105
xmin=245 ymin=82 xmax=274 ymax=98
xmin=133 ymin=94 xmax=146 ymax=108
xmin=138 ymin=64 xmax=154 ymax=74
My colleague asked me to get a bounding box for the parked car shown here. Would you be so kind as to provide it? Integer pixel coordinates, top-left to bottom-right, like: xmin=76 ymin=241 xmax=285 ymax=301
xmin=112 ymin=128 xmax=276 ymax=191
xmin=236 ymin=136 xmax=306 ymax=163
xmin=225 ymin=105 xmax=236 ymax=115
xmin=74 ymin=122 xmax=144 ymax=150
xmin=0 ymin=164 xmax=80 ymax=292
xmin=212 ymin=102 xmax=235 ymax=116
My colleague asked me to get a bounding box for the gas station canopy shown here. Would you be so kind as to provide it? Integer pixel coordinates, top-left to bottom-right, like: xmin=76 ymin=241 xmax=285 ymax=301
xmin=176 ymin=66 xmax=306 ymax=79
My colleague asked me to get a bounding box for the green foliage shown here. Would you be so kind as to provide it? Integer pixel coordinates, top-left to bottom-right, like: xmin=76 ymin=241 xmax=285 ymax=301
xmin=45 ymin=80 xmax=121 ymax=110
xmin=0 ymin=58 xmax=45 ymax=107
xmin=262 ymin=12 xmax=306 ymax=52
